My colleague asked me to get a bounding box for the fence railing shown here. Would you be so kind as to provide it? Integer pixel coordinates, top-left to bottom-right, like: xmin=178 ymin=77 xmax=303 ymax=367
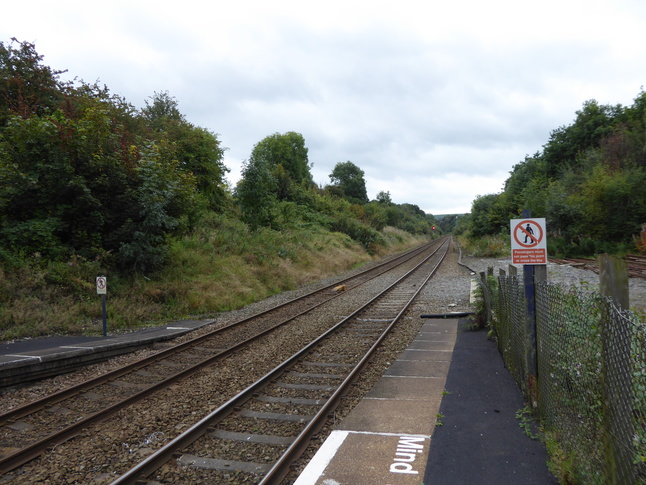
xmin=480 ymin=269 xmax=646 ymax=484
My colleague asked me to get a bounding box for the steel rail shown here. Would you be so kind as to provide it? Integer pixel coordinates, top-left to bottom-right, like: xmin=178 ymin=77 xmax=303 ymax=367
xmin=0 ymin=239 xmax=436 ymax=423
xmin=0 ymin=238 xmax=444 ymax=475
xmin=260 ymin=238 xmax=450 ymax=484
xmin=549 ymin=255 xmax=646 ymax=279
xmin=109 ymin=238 xmax=450 ymax=485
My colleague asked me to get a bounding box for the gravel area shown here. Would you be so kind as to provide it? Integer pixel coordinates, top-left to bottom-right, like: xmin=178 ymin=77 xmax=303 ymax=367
xmin=1 ymin=239 xmax=644 ymax=485
xmin=460 ymin=254 xmax=646 ymax=313
xmin=0 ymin=243 xmax=442 ymax=484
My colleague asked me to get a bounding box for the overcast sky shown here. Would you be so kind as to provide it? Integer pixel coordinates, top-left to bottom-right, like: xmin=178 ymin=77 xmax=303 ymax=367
xmin=3 ymin=0 xmax=646 ymax=214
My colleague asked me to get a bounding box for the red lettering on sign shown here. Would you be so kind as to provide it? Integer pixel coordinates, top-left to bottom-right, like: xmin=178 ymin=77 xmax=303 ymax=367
xmin=512 ymin=249 xmax=547 ymax=264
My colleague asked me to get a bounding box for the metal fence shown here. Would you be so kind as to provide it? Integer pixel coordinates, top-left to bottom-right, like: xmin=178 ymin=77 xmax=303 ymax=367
xmin=482 ymin=272 xmax=646 ymax=484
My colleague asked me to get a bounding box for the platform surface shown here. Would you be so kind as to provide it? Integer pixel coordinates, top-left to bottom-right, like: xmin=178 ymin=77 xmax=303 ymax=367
xmin=295 ymin=319 xmax=557 ymax=485
xmin=295 ymin=318 xmax=456 ymax=485
xmin=0 ymin=320 xmax=214 ymax=386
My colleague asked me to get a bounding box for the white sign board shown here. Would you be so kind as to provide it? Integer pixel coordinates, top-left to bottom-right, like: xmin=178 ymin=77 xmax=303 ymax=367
xmin=510 ymin=218 xmax=547 ymax=265
xmin=96 ymin=276 xmax=107 ymax=295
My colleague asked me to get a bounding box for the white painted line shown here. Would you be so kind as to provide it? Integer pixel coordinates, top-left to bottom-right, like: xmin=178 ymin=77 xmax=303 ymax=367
xmin=166 ymin=327 xmax=190 ymax=330
xmin=404 ymin=349 xmax=453 ymax=352
xmin=295 ymin=431 xmax=433 ymax=484
xmin=6 ymin=355 xmax=41 ymax=361
xmin=383 ymin=375 xmax=444 ymax=379
xmin=395 ymin=359 xmax=450 ymax=363
xmin=413 ymin=339 xmax=456 ymax=343
xmin=60 ymin=346 xmax=95 ymax=349
xmin=294 ymin=430 xmax=349 ymax=485
xmin=338 ymin=430 xmax=430 ymax=438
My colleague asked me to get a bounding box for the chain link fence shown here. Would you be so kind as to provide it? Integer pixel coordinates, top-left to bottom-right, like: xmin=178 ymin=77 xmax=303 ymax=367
xmin=482 ymin=272 xmax=646 ymax=484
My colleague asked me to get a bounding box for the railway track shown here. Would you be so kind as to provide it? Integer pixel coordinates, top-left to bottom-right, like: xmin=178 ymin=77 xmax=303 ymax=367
xmin=109 ymin=238 xmax=451 ymax=484
xmin=0 ymin=238 xmax=446 ymax=479
xmin=549 ymin=254 xmax=646 ymax=279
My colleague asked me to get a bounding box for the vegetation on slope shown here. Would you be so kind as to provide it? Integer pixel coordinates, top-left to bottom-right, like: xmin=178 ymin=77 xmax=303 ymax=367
xmin=457 ymin=93 xmax=646 ymax=258
xmin=0 ymin=39 xmax=436 ymax=340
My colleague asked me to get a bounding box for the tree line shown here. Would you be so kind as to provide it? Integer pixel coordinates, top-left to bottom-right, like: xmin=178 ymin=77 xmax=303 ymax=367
xmin=0 ymin=39 xmax=437 ymax=275
xmin=458 ymin=93 xmax=646 ymax=256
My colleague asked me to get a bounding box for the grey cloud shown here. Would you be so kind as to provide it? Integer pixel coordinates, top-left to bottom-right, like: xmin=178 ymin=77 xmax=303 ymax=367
xmin=21 ymin=0 xmax=643 ymax=215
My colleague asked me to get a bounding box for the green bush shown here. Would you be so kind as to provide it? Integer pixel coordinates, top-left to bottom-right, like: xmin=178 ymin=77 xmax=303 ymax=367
xmin=459 ymin=233 xmax=509 ymax=258
xmin=331 ymin=214 xmax=385 ymax=251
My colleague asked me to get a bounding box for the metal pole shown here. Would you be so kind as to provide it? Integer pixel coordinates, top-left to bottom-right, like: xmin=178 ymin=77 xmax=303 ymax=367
xmin=102 ymin=294 xmax=107 ymax=337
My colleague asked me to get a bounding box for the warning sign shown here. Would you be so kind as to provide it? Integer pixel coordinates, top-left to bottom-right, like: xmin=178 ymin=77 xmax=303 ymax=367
xmin=510 ymin=218 xmax=547 ymax=265
xmin=96 ymin=276 xmax=107 ymax=295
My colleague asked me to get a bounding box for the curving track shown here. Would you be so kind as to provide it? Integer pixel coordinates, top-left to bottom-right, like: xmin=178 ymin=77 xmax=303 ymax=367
xmin=549 ymin=254 xmax=646 ymax=279
xmin=0 ymin=238 xmax=447 ymax=480
xmin=109 ymin=238 xmax=450 ymax=484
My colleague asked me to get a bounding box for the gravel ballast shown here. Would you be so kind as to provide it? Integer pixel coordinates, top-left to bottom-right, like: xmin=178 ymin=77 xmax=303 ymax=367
xmin=1 ymin=240 xmax=644 ymax=485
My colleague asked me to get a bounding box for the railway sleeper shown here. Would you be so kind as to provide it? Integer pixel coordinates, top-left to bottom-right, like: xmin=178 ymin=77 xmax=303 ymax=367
xmin=299 ymin=361 xmax=353 ymax=368
xmin=285 ymin=372 xmax=343 ymax=380
xmin=274 ymin=382 xmax=335 ymax=391
xmin=255 ymin=394 xmax=327 ymax=406
xmin=176 ymin=454 xmax=273 ymax=474
xmin=237 ymin=409 xmax=313 ymax=423
xmin=208 ymin=429 xmax=295 ymax=446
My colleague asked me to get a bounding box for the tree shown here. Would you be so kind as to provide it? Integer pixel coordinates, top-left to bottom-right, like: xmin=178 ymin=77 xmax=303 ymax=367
xmin=329 ymin=161 xmax=368 ymax=203
xmin=141 ymin=92 xmax=229 ymax=211
xmin=234 ymin=132 xmax=314 ymax=229
xmin=0 ymin=38 xmax=69 ymax=125
xmin=234 ymin=157 xmax=277 ymax=229
xmin=469 ymin=193 xmax=507 ymax=238
xmin=375 ymin=190 xmax=393 ymax=204
xmin=576 ymin=164 xmax=646 ymax=242
xmin=542 ymin=100 xmax=619 ymax=177
xmin=0 ymin=41 xmax=210 ymax=271
xmin=437 ymin=214 xmax=463 ymax=233
xmin=464 ymin=90 xmax=646 ymax=256
xmin=141 ymin=91 xmax=185 ymax=129
xmin=620 ymin=89 xmax=646 ymax=167
xmin=116 ymin=145 xmax=197 ymax=273
xmin=250 ymin=132 xmax=313 ymax=188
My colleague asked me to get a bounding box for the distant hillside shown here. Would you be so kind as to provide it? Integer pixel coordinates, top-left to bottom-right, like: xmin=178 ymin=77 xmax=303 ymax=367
xmin=434 ymin=214 xmax=468 ymax=233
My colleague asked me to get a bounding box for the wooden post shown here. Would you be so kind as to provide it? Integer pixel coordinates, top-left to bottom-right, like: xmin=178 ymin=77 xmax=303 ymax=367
xmin=534 ymin=265 xmax=547 ymax=285
xmin=521 ymin=209 xmax=539 ymax=408
xmin=599 ymin=254 xmax=634 ymax=484
xmin=479 ymin=271 xmax=492 ymax=327
xmin=600 ymin=254 xmax=629 ymax=310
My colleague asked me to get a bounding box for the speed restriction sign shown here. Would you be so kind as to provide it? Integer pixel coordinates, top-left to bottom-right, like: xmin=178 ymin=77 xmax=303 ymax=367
xmin=96 ymin=276 xmax=107 ymax=295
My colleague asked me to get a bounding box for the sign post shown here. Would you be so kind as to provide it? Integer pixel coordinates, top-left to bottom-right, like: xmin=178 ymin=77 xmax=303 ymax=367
xmin=510 ymin=215 xmax=547 ymax=408
xmin=96 ymin=276 xmax=107 ymax=337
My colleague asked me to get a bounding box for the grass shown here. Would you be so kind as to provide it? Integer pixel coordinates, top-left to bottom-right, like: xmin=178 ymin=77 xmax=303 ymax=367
xmin=516 ymin=406 xmax=540 ymax=440
xmin=457 ymin=233 xmax=510 ymax=258
xmin=481 ymin=271 xmax=646 ymax=484
xmin=435 ymin=413 xmax=444 ymax=426
xmin=0 ymin=215 xmax=429 ymax=341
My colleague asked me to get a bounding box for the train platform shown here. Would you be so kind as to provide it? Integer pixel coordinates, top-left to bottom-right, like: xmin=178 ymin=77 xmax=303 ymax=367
xmin=295 ymin=317 xmax=558 ymax=485
xmin=0 ymin=317 xmax=558 ymax=484
xmin=0 ymin=319 xmax=214 ymax=387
